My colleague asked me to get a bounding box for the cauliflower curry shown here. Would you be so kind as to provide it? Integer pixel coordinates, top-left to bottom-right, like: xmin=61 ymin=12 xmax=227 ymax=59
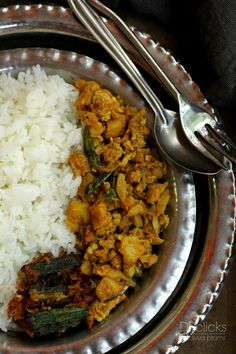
xmin=8 ymin=80 xmax=170 ymax=337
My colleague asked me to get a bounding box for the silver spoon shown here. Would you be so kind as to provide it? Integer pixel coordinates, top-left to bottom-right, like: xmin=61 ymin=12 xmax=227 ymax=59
xmin=86 ymin=0 xmax=236 ymax=168
xmin=67 ymin=0 xmax=224 ymax=174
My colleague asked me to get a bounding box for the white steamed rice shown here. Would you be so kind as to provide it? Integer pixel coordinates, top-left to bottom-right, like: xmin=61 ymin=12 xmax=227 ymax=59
xmin=0 ymin=65 xmax=82 ymax=330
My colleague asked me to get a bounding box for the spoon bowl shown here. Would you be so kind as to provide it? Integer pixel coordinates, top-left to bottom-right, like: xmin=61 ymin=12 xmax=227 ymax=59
xmin=157 ymin=110 xmax=221 ymax=174
xmin=67 ymin=0 xmax=223 ymax=174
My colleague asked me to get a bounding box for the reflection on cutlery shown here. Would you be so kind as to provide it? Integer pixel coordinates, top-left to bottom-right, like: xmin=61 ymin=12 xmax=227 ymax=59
xmin=67 ymin=0 xmax=228 ymax=174
xmin=87 ymin=0 xmax=236 ymax=168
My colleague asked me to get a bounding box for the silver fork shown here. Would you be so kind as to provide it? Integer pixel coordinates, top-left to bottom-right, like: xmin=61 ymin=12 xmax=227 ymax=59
xmin=67 ymin=0 xmax=228 ymax=173
xmin=85 ymin=0 xmax=236 ymax=168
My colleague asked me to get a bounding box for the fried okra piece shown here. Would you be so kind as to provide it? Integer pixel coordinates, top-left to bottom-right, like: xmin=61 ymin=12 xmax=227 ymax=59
xmin=29 ymin=285 xmax=68 ymax=303
xmin=28 ymin=255 xmax=81 ymax=277
xmin=29 ymin=306 xmax=89 ymax=337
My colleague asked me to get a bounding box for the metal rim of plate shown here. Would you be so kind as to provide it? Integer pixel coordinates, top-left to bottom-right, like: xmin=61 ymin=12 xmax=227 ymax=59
xmin=0 ymin=47 xmax=196 ymax=354
xmin=0 ymin=4 xmax=234 ymax=354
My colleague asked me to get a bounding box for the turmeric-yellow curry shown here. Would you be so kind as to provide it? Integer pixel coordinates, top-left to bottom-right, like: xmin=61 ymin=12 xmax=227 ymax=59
xmin=8 ymin=80 xmax=170 ymax=337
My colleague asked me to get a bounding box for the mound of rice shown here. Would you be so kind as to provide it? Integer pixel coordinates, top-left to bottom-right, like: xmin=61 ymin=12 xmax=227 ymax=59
xmin=0 ymin=66 xmax=82 ymax=330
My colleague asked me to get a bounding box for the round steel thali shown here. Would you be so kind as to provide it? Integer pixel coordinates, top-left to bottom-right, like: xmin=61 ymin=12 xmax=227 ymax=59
xmin=0 ymin=4 xmax=235 ymax=354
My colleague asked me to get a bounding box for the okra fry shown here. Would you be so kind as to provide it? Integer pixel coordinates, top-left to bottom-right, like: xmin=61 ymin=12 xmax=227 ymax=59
xmin=29 ymin=285 xmax=68 ymax=302
xmin=83 ymin=126 xmax=101 ymax=168
xmin=29 ymin=306 xmax=89 ymax=336
xmin=30 ymin=255 xmax=81 ymax=277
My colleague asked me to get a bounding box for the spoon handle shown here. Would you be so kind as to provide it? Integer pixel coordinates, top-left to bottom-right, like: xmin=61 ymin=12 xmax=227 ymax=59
xmin=67 ymin=0 xmax=168 ymax=125
xmin=87 ymin=0 xmax=180 ymax=103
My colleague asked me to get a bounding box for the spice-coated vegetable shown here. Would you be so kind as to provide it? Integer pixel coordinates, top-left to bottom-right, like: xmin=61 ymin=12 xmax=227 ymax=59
xmin=29 ymin=285 xmax=68 ymax=302
xmin=29 ymin=306 xmax=89 ymax=336
xmin=30 ymin=255 xmax=81 ymax=277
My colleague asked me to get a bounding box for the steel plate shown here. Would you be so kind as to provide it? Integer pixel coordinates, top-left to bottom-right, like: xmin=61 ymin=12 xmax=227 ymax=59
xmin=0 ymin=4 xmax=235 ymax=354
xmin=0 ymin=46 xmax=195 ymax=353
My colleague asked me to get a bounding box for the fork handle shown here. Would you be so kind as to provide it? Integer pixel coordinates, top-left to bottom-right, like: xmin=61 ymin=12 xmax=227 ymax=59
xmin=87 ymin=0 xmax=180 ymax=103
xmin=67 ymin=0 xmax=168 ymax=125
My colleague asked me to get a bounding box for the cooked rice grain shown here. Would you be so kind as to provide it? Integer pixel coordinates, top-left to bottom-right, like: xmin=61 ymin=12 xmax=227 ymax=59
xmin=0 ymin=66 xmax=82 ymax=330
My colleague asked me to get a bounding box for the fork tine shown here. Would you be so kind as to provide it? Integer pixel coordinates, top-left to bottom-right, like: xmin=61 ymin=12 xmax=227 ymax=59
xmin=205 ymin=123 xmax=236 ymax=151
xmin=203 ymin=136 xmax=236 ymax=164
xmin=195 ymin=131 xmax=234 ymax=168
